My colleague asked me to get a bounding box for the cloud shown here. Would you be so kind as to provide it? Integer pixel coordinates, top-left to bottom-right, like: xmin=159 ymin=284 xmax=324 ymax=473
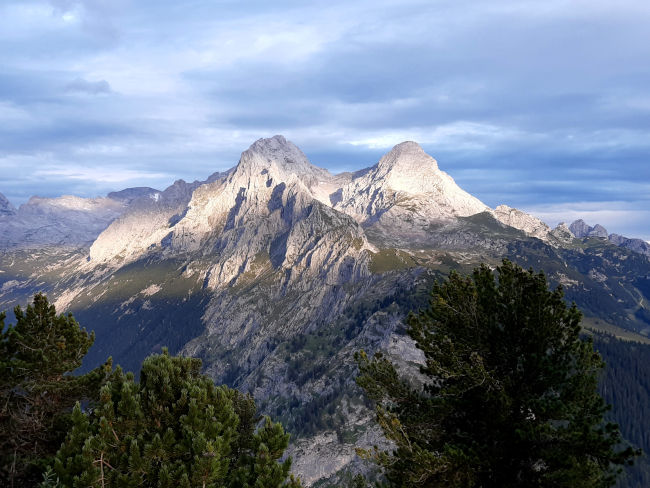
xmin=0 ymin=0 xmax=649 ymax=239
xmin=345 ymin=122 xmax=527 ymax=151
xmin=65 ymin=77 xmax=111 ymax=95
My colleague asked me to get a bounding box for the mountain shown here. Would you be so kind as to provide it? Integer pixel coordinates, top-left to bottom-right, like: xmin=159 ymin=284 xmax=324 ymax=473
xmin=0 ymin=195 xmax=126 ymax=249
xmin=333 ymin=141 xmax=489 ymax=245
xmin=570 ymin=219 xmax=608 ymax=239
xmin=569 ymin=218 xmax=650 ymax=258
xmin=609 ymin=233 xmax=650 ymax=257
xmin=1 ymin=136 xmax=650 ymax=486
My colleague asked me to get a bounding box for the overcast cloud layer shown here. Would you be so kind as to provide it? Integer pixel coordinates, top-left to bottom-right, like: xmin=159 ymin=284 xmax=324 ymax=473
xmin=1 ymin=0 xmax=649 ymax=239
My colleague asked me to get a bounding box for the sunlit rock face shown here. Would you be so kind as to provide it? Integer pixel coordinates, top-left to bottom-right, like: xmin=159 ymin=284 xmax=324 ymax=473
xmin=494 ymin=204 xmax=551 ymax=240
xmin=549 ymin=222 xmax=575 ymax=244
xmin=333 ymin=142 xmax=490 ymax=245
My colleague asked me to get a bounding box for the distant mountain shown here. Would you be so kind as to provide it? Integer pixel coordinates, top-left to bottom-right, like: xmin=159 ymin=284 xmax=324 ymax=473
xmin=568 ymin=218 xmax=650 ymax=258
xmin=0 ymin=194 xmax=126 ymax=248
xmin=0 ymin=193 xmax=16 ymax=217
xmin=609 ymin=233 xmax=650 ymax=257
xmin=570 ymin=219 xmax=608 ymax=239
xmin=107 ymin=187 xmax=160 ymax=204
xmin=1 ymin=136 xmax=650 ymax=486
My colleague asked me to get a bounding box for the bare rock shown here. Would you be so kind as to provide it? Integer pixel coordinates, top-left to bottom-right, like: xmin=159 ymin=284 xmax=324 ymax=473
xmin=494 ymin=204 xmax=551 ymax=240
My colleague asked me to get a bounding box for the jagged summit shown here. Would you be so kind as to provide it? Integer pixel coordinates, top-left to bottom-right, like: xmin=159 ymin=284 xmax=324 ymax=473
xmin=570 ymin=219 xmax=608 ymax=239
xmin=568 ymin=219 xmax=650 ymax=256
xmin=0 ymin=192 xmax=16 ymax=216
xmin=228 ymin=135 xmax=337 ymax=206
xmin=333 ymin=141 xmax=489 ymax=239
xmin=235 ymin=135 xmax=331 ymax=183
xmin=375 ymin=141 xmax=440 ymax=192
xmin=569 ymin=219 xmax=591 ymax=238
xmin=550 ymin=222 xmax=575 ymax=243
xmin=373 ymin=141 xmax=441 ymax=194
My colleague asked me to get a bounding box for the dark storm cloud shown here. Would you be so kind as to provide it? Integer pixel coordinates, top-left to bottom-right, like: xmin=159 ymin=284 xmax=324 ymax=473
xmin=1 ymin=0 xmax=649 ymax=238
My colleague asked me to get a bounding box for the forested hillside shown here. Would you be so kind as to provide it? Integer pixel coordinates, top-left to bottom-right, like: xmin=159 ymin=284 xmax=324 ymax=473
xmin=595 ymin=334 xmax=650 ymax=488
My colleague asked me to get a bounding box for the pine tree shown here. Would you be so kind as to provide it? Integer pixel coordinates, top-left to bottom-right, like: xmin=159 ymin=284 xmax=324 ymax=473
xmin=52 ymin=349 xmax=302 ymax=487
xmin=0 ymin=293 xmax=111 ymax=487
xmin=356 ymin=260 xmax=639 ymax=487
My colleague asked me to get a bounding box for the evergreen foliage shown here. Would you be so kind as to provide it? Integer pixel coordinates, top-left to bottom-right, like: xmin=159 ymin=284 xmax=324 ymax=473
xmin=594 ymin=333 xmax=650 ymax=488
xmin=0 ymin=293 xmax=111 ymax=487
xmin=356 ymin=260 xmax=638 ymax=487
xmin=51 ymin=349 xmax=301 ymax=488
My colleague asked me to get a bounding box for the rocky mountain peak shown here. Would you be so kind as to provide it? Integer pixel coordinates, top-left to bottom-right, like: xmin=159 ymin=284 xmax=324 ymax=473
xmin=569 ymin=219 xmax=591 ymax=238
xmin=371 ymin=141 xmax=441 ymax=194
xmin=590 ymin=224 xmax=608 ymax=238
xmin=550 ymin=222 xmax=575 ymax=244
xmin=569 ymin=219 xmax=608 ymax=239
xmin=0 ymin=192 xmax=16 ymax=216
xmin=377 ymin=141 xmax=438 ymax=171
xmin=235 ymin=135 xmax=331 ymax=184
xmin=332 ymin=143 xmax=490 ymax=247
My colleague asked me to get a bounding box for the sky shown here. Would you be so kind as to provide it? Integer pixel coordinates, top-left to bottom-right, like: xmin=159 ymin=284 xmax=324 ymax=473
xmin=1 ymin=0 xmax=649 ymax=239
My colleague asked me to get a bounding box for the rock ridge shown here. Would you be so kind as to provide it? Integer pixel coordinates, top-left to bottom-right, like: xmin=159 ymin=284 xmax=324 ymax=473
xmin=0 ymin=192 xmax=16 ymax=216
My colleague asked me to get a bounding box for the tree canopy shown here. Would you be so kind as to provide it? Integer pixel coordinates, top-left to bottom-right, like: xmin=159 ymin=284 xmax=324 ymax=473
xmin=0 ymin=293 xmax=111 ymax=487
xmin=51 ymin=349 xmax=302 ymax=488
xmin=356 ymin=259 xmax=638 ymax=487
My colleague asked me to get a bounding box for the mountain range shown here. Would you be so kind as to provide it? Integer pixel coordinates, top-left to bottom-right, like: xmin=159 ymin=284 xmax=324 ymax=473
xmin=2 ymin=136 xmax=650 ymax=486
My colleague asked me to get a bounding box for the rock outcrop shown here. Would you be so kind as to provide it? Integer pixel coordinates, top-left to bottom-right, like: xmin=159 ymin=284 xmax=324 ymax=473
xmin=89 ymin=179 xmax=202 ymax=265
xmin=549 ymin=222 xmax=575 ymax=244
xmin=0 ymin=193 xmax=16 ymax=217
xmin=494 ymin=205 xmax=551 ymax=240
xmin=589 ymin=224 xmax=608 ymax=238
